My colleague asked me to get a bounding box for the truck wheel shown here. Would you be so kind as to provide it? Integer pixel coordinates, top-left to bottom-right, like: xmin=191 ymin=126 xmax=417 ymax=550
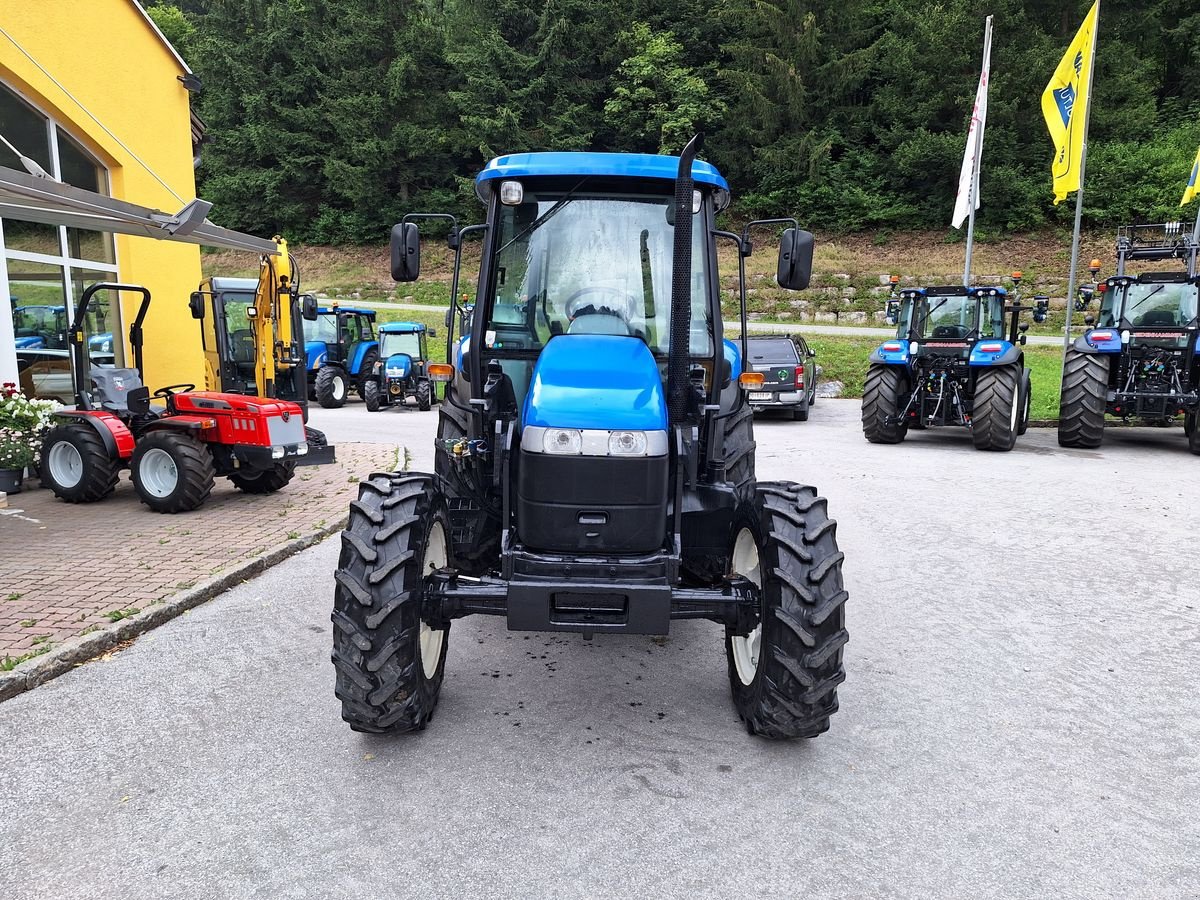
xmin=356 ymin=350 xmax=379 ymax=397
xmin=435 ymin=386 xmax=500 ymax=576
xmin=971 ymin=364 xmax=1021 ymax=451
xmin=40 ymin=423 xmax=119 ymax=503
xmin=1058 ymin=350 xmax=1108 ymax=448
xmin=416 ymin=379 xmax=433 ymax=411
xmin=315 ymin=366 xmax=348 ymax=409
xmin=331 ymin=473 xmax=450 ymax=733
xmin=362 ymin=378 xmax=382 ymax=412
xmin=228 ymin=462 xmax=295 ymax=494
xmin=726 ymin=482 xmax=848 ymax=739
xmin=1017 ymin=368 xmax=1032 ymax=435
xmin=793 ymin=405 xmax=809 ymax=422
xmin=862 ymin=364 xmax=908 ymax=444
xmin=130 ymin=430 xmax=215 ymax=513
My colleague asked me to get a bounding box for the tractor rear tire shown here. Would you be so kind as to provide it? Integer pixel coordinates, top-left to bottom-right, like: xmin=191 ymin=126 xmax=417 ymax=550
xmin=40 ymin=423 xmax=119 ymax=503
xmin=362 ymin=378 xmax=382 ymax=412
xmin=315 ymin=366 xmax=348 ymax=409
xmin=862 ymin=364 xmax=908 ymax=444
xmin=971 ymin=364 xmax=1021 ymax=451
xmin=130 ymin=430 xmax=215 ymax=513
xmin=356 ymin=350 xmax=379 ymax=397
xmin=1017 ymin=368 xmax=1032 ymax=435
xmin=229 ymin=462 xmax=295 ymax=494
xmin=1189 ymin=412 xmax=1200 ymax=455
xmin=416 ymin=379 xmax=433 ymax=411
xmin=435 ymin=385 xmax=500 ymax=576
xmin=331 ymin=473 xmax=450 ymax=733
xmin=1058 ymin=350 xmax=1108 ymax=448
xmin=726 ymin=482 xmax=848 ymax=739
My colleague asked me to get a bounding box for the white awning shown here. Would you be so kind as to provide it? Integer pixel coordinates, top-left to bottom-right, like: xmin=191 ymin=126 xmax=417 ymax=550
xmin=0 ymin=164 xmax=277 ymax=254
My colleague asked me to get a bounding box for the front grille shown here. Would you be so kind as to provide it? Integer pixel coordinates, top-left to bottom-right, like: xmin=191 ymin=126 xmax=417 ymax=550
xmin=266 ymin=415 xmax=305 ymax=446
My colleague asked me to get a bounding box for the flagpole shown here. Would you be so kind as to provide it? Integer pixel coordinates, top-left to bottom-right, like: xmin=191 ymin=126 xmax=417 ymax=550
xmin=963 ymin=16 xmax=992 ymax=287
xmin=1062 ymin=1 xmax=1100 ymax=365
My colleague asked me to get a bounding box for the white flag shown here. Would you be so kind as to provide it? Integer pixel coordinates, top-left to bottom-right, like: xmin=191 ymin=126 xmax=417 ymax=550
xmin=952 ymin=17 xmax=993 ymax=229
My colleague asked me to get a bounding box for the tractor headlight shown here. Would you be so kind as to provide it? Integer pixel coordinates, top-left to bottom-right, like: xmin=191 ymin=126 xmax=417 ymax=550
xmin=271 ymin=446 xmax=285 ymax=459
xmin=608 ymin=430 xmax=648 ymax=456
xmin=296 ymin=443 xmax=308 ymax=456
xmin=543 ymin=428 xmax=582 ymax=455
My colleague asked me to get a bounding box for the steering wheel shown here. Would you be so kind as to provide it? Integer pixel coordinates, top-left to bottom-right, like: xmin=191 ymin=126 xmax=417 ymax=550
xmin=154 ymin=383 xmax=196 ymax=398
xmin=564 ymin=286 xmax=638 ymax=321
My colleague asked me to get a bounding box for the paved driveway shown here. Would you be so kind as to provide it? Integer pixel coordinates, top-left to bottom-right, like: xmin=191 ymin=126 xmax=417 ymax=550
xmin=2 ymin=401 xmax=1198 ymax=899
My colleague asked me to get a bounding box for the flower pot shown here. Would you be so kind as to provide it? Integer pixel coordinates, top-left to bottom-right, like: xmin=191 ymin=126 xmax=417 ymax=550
xmin=0 ymin=467 xmax=22 ymax=494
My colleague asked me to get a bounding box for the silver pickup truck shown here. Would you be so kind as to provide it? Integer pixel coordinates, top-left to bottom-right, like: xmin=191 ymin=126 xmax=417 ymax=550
xmin=745 ymin=334 xmax=821 ymax=421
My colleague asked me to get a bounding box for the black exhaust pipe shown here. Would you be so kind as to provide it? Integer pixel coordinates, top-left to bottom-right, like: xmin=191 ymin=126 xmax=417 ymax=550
xmin=667 ymin=134 xmax=701 ymax=426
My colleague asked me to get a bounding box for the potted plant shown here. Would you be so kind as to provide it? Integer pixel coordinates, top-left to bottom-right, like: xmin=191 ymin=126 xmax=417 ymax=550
xmin=0 ymin=383 xmax=59 ymax=494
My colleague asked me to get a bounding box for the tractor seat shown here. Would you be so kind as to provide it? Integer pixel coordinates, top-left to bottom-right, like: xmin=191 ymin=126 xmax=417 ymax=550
xmin=1137 ymin=310 xmax=1176 ymax=326
xmin=567 ymin=314 xmax=632 ymax=336
xmin=931 ymin=325 xmax=967 ymax=339
xmin=89 ymin=366 xmax=146 ymax=412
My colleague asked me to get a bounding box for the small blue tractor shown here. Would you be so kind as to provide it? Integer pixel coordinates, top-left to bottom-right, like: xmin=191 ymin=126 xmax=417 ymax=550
xmin=305 ymin=305 xmax=379 ymax=408
xmin=862 ymin=277 xmax=1047 ymax=450
xmin=362 ymin=321 xmax=436 ymax=411
xmin=1062 ymin=223 xmax=1200 ymax=453
xmin=330 ymin=140 xmax=849 ymax=738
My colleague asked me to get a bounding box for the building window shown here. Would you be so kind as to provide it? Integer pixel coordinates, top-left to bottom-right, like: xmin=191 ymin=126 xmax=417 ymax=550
xmin=1 ymin=81 xmax=120 ymax=383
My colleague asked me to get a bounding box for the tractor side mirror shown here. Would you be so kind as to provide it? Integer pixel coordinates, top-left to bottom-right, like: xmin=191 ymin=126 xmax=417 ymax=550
xmin=390 ymin=222 xmax=421 ymax=282
xmin=428 ymin=327 xmax=437 ymax=339
xmin=1033 ymin=296 xmax=1049 ymax=323
xmin=444 ymin=307 xmax=453 ymax=328
xmin=1085 ymin=314 xmax=1096 ymax=326
xmin=777 ymin=228 xmax=815 ymax=291
xmin=188 ymin=292 xmax=205 ymax=320
xmin=885 ymin=299 xmax=900 ymax=326
xmin=301 ymin=294 xmax=318 ymax=321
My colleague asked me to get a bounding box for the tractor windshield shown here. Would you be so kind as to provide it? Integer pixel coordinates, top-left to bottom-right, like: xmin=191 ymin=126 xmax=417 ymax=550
xmin=487 ymin=191 xmax=712 ymax=356
xmin=903 ymin=294 xmax=977 ymax=340
xmin=380 ymin=331 xmax=421 ymax=359
xmin=308 ymin=313 xmax=339 ymax=344
xmin=1105 ymin=282 xmax=1199 ymax=328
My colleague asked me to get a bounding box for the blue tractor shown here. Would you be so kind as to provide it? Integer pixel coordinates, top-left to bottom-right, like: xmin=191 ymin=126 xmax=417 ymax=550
xmin=1062 ymin=224 xmax=1200 ymax=453
xmin=362 ymin=321 xmax=436 ymax=412
xmin=330 ymin=141 xmax=849 ymax=738
xmin=305 ymin=305 xmax=379 ymax=408
xmin=862 ymin=278 xmax=1047 ymax=450
xmin=12 ymin=303 xmax=113 ymax=353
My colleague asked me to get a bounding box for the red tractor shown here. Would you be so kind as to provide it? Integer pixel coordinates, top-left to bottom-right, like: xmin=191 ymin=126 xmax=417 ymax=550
xmin=40 ymin=283 xmax=315 ymax=513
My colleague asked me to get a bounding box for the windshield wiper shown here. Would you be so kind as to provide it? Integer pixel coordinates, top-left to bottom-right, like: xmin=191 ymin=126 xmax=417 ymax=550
xmin=1121 ymin=284 xmax=1165 ymax=325
xmin=495 ymin=176 xmax=590 ymax=257
xmin=910 ymin=297 xmax=952 ymax=341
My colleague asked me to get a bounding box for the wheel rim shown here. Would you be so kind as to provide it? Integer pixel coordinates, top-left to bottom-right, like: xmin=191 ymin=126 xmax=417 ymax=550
xmin=138 ymin=447 xmax=178 ymax=498
xmin=729 ymin=527 xmax=763 ymax=686
xmin=420 ymin=520 xmax=448 ymax=679
xmin=47 ymin=441 xmax=83 ymax=489
xmin=333 ymin=374 xmax=346 ymax=401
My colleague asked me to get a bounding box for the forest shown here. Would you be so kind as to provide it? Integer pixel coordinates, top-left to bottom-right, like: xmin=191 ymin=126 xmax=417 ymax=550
xmin=147 ymin=0 xmax=1200 ymax=242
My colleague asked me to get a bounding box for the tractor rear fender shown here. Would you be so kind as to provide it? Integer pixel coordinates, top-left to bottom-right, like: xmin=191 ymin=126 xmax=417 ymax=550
xmin=1073 ymin=331 xmax=1123 ymax=353
xmin=722 ymin=338 xmax=741 ymax=386
xmin=348 ymin=340 xmax=379 ymax=375
xmin=870 ymin=342 xmax=910 ymax=365
xmin=968 ymin=341 xmax=1022 ymax=367
xmin=53 ymin=410 xmax=134 ymax=459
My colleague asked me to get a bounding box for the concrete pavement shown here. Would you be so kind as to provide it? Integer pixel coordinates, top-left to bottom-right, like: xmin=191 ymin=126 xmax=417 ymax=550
xmin=1 ymin=400 xmax=1198 ymax=898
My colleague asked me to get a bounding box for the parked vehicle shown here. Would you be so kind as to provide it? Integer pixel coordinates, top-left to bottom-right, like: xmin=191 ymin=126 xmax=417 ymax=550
xmin=863 ymin=276 xmax=1047 ymax=451
xmin=1063 ymin=223 xmax=1200 ymax=452
xmin=362 ymin=321 xmax=437 ymax=411
xmin=745 ymin=334 xmax=820 ymax=420
xmin=305 ymin=306 xmax=379 ymax=408
xmin=331 ymin=142 xmax=848 ymax=739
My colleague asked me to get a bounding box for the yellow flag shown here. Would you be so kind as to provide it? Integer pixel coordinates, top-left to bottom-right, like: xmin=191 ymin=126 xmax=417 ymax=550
xmin=1181 ymin=146 xmax=1200 ymax=206
xmin=1041 ymin=1 xmax=1099 ymax=204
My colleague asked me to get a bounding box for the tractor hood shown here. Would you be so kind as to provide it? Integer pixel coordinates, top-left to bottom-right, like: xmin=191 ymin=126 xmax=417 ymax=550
xmin=305 ymin=341 xmax=327 ymax=369
xmin=384 ymin=353 xmax=413 ymax=378
xmin=522 ymin=334 xmax=666 ymax=431
xmin=173 ymin=392 xmax=305 ymax=419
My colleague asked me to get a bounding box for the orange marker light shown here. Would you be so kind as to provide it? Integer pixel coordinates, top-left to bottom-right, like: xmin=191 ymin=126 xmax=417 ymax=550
xmin=1011 ymin=271 xmax=1023 ymax=280
xmin=428 ymin=363 xmax=454 ymax=382
xmin=889 ymin=274 xmax=900 ymax=284
xmin=739 ymin=372 xmax=765 ymax=389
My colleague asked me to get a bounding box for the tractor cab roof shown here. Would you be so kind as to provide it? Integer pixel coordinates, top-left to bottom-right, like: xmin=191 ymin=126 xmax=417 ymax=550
xmin=317 ymin=306 xmax=376 ymax=318
xmin=899 ymin=285 xmax=1008 ymax=299
xmin=476 ymin=152 xmax=731 ymax=210
xmin=208 ymin=276 xmax=257 ymax=293
xmin=379 ymin=321 xmax=426 ymax=334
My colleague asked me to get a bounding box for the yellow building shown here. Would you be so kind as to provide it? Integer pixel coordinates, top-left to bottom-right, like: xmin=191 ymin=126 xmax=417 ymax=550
xmin=0 ymin=0 xmax=203 ymax=391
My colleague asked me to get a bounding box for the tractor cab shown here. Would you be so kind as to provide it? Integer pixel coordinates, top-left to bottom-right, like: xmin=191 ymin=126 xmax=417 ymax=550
xmin=12 ymin=304 xmax=69 ymax=349
xmin=361 ymin=321 xmax=437 ymax=411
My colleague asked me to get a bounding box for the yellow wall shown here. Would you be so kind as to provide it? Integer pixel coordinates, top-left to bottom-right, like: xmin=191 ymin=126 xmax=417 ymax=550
xmin=0 ymin=0 xmax=203 ymax=389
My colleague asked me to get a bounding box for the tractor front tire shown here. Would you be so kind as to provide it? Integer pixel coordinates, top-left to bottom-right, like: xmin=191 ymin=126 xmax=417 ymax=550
xmin=971 ymin=364 xmax=1021 ymax=451
xmin=130 ymin=430 xmax=215 ymax=513
xmin=862 ymin=364 xmax=908 ymax=444
xmin=229 ymin=462 xmax=295 ymax=494
xmin=40 ymin=423 xmax=119 ymax=503
xmin=356 ymin=350 xmax=379 ymax=397
xmin=362 ymin=378 xmax=383 ymax=412
xmin=315 ymin=366 xmax=349 ymax=409
xmin=726 ymin=482 xmax=848 ymax=739
xmin=416 ymin=379 xmax=433 ymax=411
xmin=1017 ymin=368 xmax=1033 ymax=435
xmin=1058 ymin=350 xmax=1108 ymax=448
xmin=331 ymin=473 xmax=450 ymax=733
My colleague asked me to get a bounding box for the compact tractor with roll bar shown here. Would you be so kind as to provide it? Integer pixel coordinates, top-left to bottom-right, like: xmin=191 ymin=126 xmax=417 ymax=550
xmin=362 ymin=320 xmax=437 ymax=412
xmin=862 ymin=275 xmax=1047 ymax=451
xmin=1061 ymin=223 xmax=1200 ymax=453
xmin=39 ymin=281 xmax=320 ymax=513
xmin=331 ymin=140 xmax=849 ymax=738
